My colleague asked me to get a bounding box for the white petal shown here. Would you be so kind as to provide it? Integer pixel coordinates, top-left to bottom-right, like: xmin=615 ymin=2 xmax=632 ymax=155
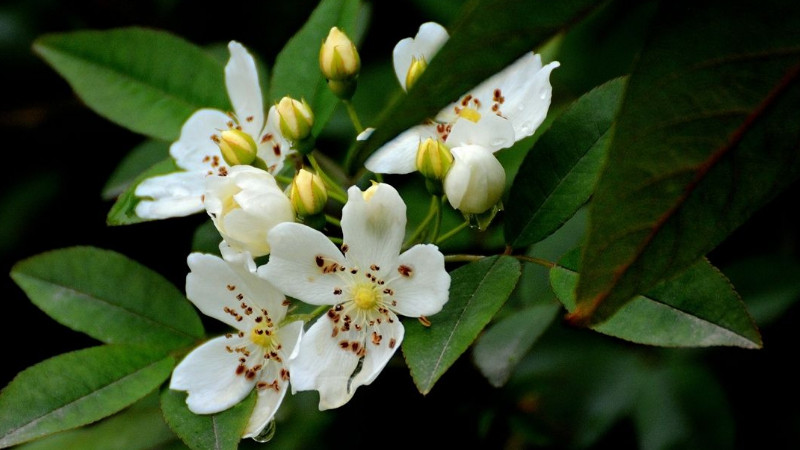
xmin=170 ymin=109 xmax=231 ymax=171
xmin=469 ymin=53 xmax=559 ymax=141
xmin=351 ymin=313 xmax=404 ymax=387
xmin=260 ymin=222 xmax=347 ymax=306
xmin=444 ymin=145 xmax=506 ymax=214
xmin=170 ymin=335 xmax=255 ymax=414
xmin=287 ymin=317 xmax=361 ymax=410
xmin=186 ymin=253 xmax=288 ymax=328
xmin=134 ymin=171 xmax=205 ymax=219
xmin=255 ymin=106 xmax=295 ymax=174
xmin=393 ymin=22 xmax=449 ymax=91
xmin=242 ymin=321 xmax=304 ymax=438
xmin=340 ymin=184 xmax=406 ymax=270
xmin=447 ymin=112 xmax=516 ymax=152
xmin=389 ymin=244 xmax=450 ymax=317
xmin=226 ymin=41 xmax=264 ymax=138
xmin=363 ymin=124 xmax=436 ymax=174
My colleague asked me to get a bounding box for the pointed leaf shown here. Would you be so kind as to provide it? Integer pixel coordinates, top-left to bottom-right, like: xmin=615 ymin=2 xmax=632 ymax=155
xmin=102 ymin=140 xmax=170 ymax=200
xmin=346 ymin=0 xmax=606 ymax=170
xmin=504 ymin=76 xmax=625 ymax=247
xmin=403 ymin=256 xmax=521 ymax=394
xmin=33 ymin=27 xmax=229 ymax=141
xmin=269 ymin=0 xmax=360 ymax=136
xmin=10 ymin=246 xmax=204 ymax=350
xmin=571 ymin=0 xmax=800 ymax=325
xmin=0 ymin=346 xmax=175 ymax=448
xmin=106 ymin=158 xmax=179 ymax=226
xmin=472 ymin=301 xmax=560 ymax=387
xmin=161 ymin=388 xmax=255 ymax=450
xmin=551 ymin=248 xmax=761 ymax=348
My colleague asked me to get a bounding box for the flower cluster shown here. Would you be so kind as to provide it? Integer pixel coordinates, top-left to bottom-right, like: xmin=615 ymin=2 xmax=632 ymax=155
xmin=135 ymin=21 xmax=557 ymax=438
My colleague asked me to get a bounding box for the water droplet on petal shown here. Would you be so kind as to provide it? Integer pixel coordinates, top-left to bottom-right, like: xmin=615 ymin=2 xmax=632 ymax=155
xmin=252 ymin=420 xmax=276 ymax=443
xmin=519 ymin=121 xmax=533 ymax=135
xmin=539 ymin=88 xmax=549 ymax=100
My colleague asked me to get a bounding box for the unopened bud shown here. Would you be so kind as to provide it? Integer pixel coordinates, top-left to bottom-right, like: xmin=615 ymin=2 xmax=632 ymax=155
xmin=217 ymin=129 xmax=257 ymax=166
xmin=416 ymin=138 xmax=453 ymax=181
xmin=319 ymin=27 xmax=360 ymax=82
xmin=405 ymin=56 xmax=428 ymax=91
xmin=290 ymin=169 xmax=328 ymax=216
xmin=277 ymin=97 xmax=314 ymax=142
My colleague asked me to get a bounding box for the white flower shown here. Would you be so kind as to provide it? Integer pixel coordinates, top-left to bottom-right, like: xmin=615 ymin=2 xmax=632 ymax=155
xmin=204 ymin=165 xmax=294 ymax=258
xmin=392 ymin=22 xmax=449 ymax=92
xmin=260 ymin=183 xmax=450 ymax=410
xmin=135 ymin=41 xmax=293 ymax=220
xmin=170 ymin=252 xmax=304 ymax=438
xmin=444 ymin=145 xmax=506 ymax=214
xmin=364 ymin=22 xmax=559 ymax=213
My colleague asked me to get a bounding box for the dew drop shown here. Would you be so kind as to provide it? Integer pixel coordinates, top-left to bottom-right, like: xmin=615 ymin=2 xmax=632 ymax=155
xmin=539 ymin=88 xmax=549 ymax=100
xmin=252 ymin=420 xmax=276 ymax=443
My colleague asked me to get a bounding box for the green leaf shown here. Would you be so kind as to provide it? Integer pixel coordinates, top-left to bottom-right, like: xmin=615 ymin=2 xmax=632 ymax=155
xmin=551 ymin=248 xmax=762 ymax=348
xmin=161 ymin=388 xmax=256 ymax=450
xmin=346 ymin=0 xmax=606 ymax=171
xmin=33 ymin=27 xmax=229 ymax=141
xmin=269 ymin=0 xmax=361 ymax=137
xmin=504 ymin=76 xmax=625 ymax=248
xmin=0 ymin=345 xmax=175 ymax=448
xmin=17 ymin=392 xmax=180 ymax=450
xmin=10 ymin=246 xmax=204 ymax=350
xmin=571 ymin=0 xmax=800 ymax=325
xmin=102 ymin=140 xmax=170 ymax=201
xmin=403 ymin=256 xmax=521 ymax=394
xmin=471 ymin=301 xmax=560 ymax=387
xmin=106 ymin=158 xmax=179 ymax=226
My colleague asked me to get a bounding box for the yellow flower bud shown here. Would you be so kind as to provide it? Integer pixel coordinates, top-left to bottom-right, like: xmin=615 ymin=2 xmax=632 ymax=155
xmin=290 ymin=169 xmax=328 ymax=216
xmin=416 ymin=138 xmax=454 ymax=181
xmin=319 ymin=27 xmax=360 ymax=81
xmin=405 ymin=56 xmax=428 ymax=91
xmin=216 ymin=129 xmax=257 ymax=166
xmin=277 ymin=97 xmax=314 ymax=142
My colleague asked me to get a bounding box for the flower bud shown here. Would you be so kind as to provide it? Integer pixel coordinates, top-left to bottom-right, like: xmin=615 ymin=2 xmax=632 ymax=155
xmin=290 ymin=168 xmax=328 ymax=216
xmin=319 ymin=27 xmax=360 ymax=82
xmin=443 ymin=146 xmax=506 ymax=215
xmin=416 ymin=138 xmax=453 ymax=181
xmin=405 ymin=56 xmax=428 ymax=91
xmin=216 ymin=129 xmax=257 ymax=166
xmin=204 ymin=165 xmax=294 ymax=257
xmin=277 ymin=97 xmax=314 ymax=142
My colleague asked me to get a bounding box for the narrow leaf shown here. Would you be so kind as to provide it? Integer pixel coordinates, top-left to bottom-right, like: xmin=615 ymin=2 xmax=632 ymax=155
xmin=571 ymin=0 xmax=800 ymax=325
xmin=0 ymin=346 xmax=174 ymax=448
xmin=161 ymin=388 xmax=255 ymax=450
xmin=102 ymin=140 xmax=170 ymax=200
xmin=269 ymin=0 xmax=360 ymax=136
xmin=33 ymin=27 xmax=229 ymax=141
xmin=347 ymin=0 xmax=605 ymax=170
xmin=11 ymin=246 xmax=204 ymax=350
xmin=472 ymin=301 xmax=560 ymax=387
xmin=551 ymin=249 xmax=762 ymax=348
xmin=106 ymin=158 xmax=179 ymax=225
xmin=403 ymin=256 xmax=521 ymax=394
xmin=505 ymin=76 xmax=625 ymax=247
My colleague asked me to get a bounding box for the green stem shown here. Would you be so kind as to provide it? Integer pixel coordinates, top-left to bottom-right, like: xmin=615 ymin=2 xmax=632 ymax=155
xmin=343 ymin=100 xmax=364 ymax=134
xmin=275 ymin=174 xmax=293 ymax=186
xmin=444 ymin=253 xmax=556 ymax=268
xmin=329 ymin=236 xmax=343 ymax=244
xmin=325 ymin=214 xmax=341 ymax=227
xmin=436 ymin=221 xmax=469 ymax=245
xmin=403 ymin=195 xmax=438 ymax=248
xmin=307 ymin=153 xmax=348 ymax=203
xmin=430 ymin=196 xmax=443 ymax=243
xmin=286 ymin=304 xmax=329 ymax=324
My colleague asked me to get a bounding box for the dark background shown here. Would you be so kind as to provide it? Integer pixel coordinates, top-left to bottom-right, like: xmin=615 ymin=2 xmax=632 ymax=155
xmin=2 ymin=0 xmax=799 ymax=448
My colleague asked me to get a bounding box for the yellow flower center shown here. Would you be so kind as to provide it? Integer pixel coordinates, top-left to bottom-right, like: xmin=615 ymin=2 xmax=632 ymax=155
xmin=458 ymin=107 xmax=481 ymax=123
xmin=352 ymin=283 xmax=380 ymax=310
xmin=249 ymin=325 xmax=275 ymax=348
